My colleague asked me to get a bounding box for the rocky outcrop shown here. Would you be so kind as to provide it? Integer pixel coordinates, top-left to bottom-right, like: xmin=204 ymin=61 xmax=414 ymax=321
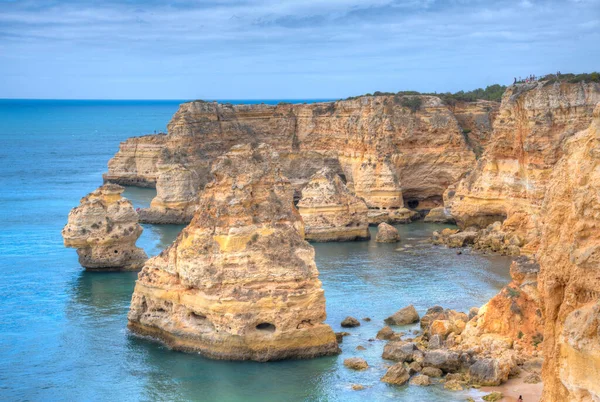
xmin=103 ymin=134 xmax=168 ymax=187
xmin=461 ymin=257 xmax=543 ymax=355
xmin=127 ymin=144 xmax=340 ymax=361
xmin=385 ymin=305 xmax=420 ymax=325
xmin=375 ymin=222 xmax=400 ymax=243
xmin=62 ymin=184 xmax=147 ymax=270
xmin=451 ymin=81 xmax=600 ymax=253
xmin=432 ymin=221 xmax=522 ymax=255
xmin=106 ymin=95 xmax=477 ymax=222
xmin=423 ymin=207 xmax=455 ymax=223
xmin=137 ymin=163 xmax=200 ymax=224
xmin=537 ymin=105 xmax=600 ymax=401
xmin=297 ymin=168 xmax=370 ymax=242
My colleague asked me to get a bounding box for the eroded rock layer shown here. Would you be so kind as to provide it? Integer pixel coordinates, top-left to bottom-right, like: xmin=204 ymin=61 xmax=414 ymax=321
xmin=297 ymin=168 xmax=370 ymax=242
xmin=127 ymin=144 xmax=340 ymax=361
xmin=106 ymin=95 xmax=480 ymax=221
xmin=538 ymin=105 xmax=600 ymax=402
xmin=62 ymin=184 xmax=147 ymax=270
xmin=451 ymin=82 xmax=600 ymax=252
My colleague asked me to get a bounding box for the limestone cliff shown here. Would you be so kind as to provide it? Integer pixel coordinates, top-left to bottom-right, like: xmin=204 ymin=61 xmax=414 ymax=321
xmin=62 ymin=184 xmax=147 ymax=270
xmin=297 ymin=168 xmax=370 ymax=242
xmin=451 ymin=100 xmax=500 ymax=158
xmin=537 ymin=105 xmax=600 ymax=401
xmin=137 ymin=163 xmax=200 ymax=224
xmin=451 ymin=81 xmax=600 ymax=253
xmin=103 ymin=134 xmax=168 ymax=187
xmin=106 ymin=95 xmax=478 ymax=221
xmin=127 ymin=143 xmax=340 ymax=361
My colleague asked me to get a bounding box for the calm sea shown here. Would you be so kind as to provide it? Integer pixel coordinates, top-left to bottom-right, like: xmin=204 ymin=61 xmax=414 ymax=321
xmin=0 ymin=99 xmax=511 ymax=402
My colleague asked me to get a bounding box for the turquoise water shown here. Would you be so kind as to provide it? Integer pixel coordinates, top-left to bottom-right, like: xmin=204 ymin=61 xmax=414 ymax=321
xmin=0 ymin=100 xmax=511 ymax=401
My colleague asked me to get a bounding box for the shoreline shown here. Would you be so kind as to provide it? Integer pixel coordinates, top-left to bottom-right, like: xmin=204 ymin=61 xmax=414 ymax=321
xmin=470 ymin=375 xmax=543 ymax=401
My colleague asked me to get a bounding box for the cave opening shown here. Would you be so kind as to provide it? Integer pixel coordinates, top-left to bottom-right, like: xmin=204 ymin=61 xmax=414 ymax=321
xmin=407 ymin=200 xmax=419 ymax=209
xmin=256 ymin=322 xmax=276 ymax=332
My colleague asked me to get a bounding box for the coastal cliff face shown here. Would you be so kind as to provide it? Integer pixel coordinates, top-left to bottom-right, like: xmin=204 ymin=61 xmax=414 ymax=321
xmin=62 ymin=184 xmax=147 ymax=270
xmin=103 ymin=134 xmax=168 ymax=187
xmin=127 ymin=144 xmax=340 ymax=361
xmin=297 ymin=168 xmax=370 ymax=242
xmin=538 ymin=105 xmax=600 ymax=401
xmin=451 ymin=100 xmax=500 ymax=158
xmin=106 ymin=95 xmax=481 ymax=221
xmin=451 ymin=82 xmax=600 ymax=252
xmin=137 ymin=163 xmax=200 ymax=224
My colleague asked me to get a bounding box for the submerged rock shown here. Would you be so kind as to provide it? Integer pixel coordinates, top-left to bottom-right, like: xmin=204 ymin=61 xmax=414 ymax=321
xmin=375 ymin=222 xmax=400 ymax=243
xmin=127 ymin=144 xmax=340 ymax=361
xmin=384 ymin=305 xmax=420 ymax=325
xmin=297 ymin=168 xmax=370 ymax=242
xmin=62 ymin=184 xmax=147 ymax=270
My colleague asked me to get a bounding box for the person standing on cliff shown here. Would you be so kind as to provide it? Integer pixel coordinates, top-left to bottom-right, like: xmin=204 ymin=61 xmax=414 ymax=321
xmin=514 ymin=77 xmax=517 ymax=84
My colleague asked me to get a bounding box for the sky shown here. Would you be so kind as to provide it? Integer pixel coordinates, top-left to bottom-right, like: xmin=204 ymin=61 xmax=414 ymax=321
xmin=0 ymin=0 xmax=599 ymax=99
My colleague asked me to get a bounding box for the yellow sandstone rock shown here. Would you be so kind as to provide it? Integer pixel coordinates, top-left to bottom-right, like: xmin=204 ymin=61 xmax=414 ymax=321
xmin=62 ymin=184 xmax=147 ymax=270
xmin=297 ymin=168 xmax=370 ymax=242
xmin=127 ymin=143 xmax=340 ymax=361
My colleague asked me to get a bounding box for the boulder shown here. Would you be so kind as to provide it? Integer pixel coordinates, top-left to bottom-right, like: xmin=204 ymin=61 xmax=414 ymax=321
xmin=385 ymin=305 xmax=420 ymax=325
xmin=380 ymin=363 xmax=410 ymax=385
xmin=424 ymin=207 xmax=455 ymax=223
xmin=376 ymin=326 xmax=400 ymax=340
xmin=382 ymin=341 xmax=419 ymax=362
xmin=375 ymin=222 xmax=400 ymax=243
xmin=422 ymin=350 xmax=462 ymax=373
xmin=468 ymin=358 xmax=510 ymax=386
xmin=421 ymin=367 xmax=443 ymax=378
xmin=443 ymin=379 xmax=463 ymax=391
xmin=344 ymin=357 xmax=369 ymax=370
xmin=482 ymin=392 xmax=503 ymax=402
xmin=409 ymin=374 xmax=431 ymax=386
xmin=341 ymin=316 xmax=361 ymax=328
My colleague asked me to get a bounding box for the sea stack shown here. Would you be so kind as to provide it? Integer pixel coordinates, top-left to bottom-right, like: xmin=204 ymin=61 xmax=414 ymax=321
xmin=127 ymin=143 xmax=340 ymax=361
xmin=62 ymin=184 xmax=147 ymax=270
xmin=297 ymin=168 xmax=370 ymax=242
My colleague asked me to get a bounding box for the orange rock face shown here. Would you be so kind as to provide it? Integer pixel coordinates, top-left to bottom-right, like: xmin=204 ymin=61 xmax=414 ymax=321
xmin=537 ymin=105 xmax=600 ymax=401
xmin=451 ymin=82 xmax=600 ymax=252
xmin=106 ymin=95 xmax=480 ymax=220
xmin=127 ymin=144 xmax=339 ymax=361
xmin=461 ymin=257 xmax=543 ymax=355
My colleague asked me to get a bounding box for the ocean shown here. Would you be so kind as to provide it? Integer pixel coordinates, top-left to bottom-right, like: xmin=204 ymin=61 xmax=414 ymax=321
xmin=0 ymin=99 xmax=512 ymax=402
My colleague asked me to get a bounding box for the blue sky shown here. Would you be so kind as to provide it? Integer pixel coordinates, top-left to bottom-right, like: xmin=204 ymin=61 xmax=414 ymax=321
xmin=1 ymin=0 xmax=599 ymax=99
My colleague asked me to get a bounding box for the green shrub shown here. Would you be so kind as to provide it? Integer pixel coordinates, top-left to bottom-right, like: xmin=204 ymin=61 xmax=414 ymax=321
xmin=400 ymin=97 xmax=423 ymax=112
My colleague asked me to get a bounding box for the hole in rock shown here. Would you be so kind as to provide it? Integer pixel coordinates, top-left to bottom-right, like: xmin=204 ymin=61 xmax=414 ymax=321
xmin=189 ymin=312 xmax=206 ymax=320
xmin=114 ymin=250 xmax=118 ymax=254
xmin=256 ymin=322 xmax=276 ymax=332
xmin=407 ymin=200 xmax=419 ymax=209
